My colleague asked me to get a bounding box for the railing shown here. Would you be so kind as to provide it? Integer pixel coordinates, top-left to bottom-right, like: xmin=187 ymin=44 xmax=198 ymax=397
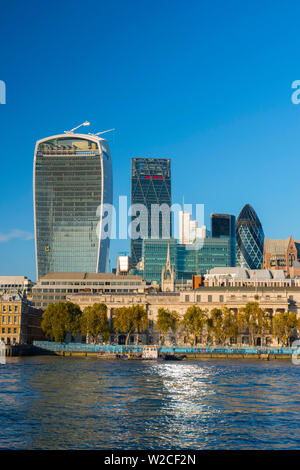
xmin=33 ymin=341 xmax=296 ymax=355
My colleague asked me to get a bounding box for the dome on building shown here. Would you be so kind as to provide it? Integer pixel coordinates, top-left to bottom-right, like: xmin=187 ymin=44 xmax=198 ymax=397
xmin=236 ymin=204 xmax=264 ymax=269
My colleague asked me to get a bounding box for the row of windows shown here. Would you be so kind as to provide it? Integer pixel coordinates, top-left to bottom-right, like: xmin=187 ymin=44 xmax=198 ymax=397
xmin=1 ymin=327 xmax=18 ymax=334
xmin=38 ymin=281 xmax=142 ymax=287
xmin=1 ymin=316 xmax=19 ymax=324
xmin=0 ymin=305 xmax=19 ymax=313
xmin=184 ymin=294 xmax=291 ymax=302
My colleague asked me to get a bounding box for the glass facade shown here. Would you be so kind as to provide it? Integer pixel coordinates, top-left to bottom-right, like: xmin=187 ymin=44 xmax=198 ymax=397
xmin=143 ymin=237 xmax=231 ymax=284
xmin=34 ymin=135 xmax=112 ymax=279
xmin=130 ymin=158 xmax=172 ymax=268
xmin=211 ymin=213 xmax=236 ymax=266
xmin=143 ymin=239 xmax=177 ymax=283
xmin=236 ymin=204 xmax=264 ymax=269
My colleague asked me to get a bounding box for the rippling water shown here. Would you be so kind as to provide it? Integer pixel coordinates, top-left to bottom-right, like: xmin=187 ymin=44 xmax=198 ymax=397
xmin=0 ymin=356 xmax=300 ymax=449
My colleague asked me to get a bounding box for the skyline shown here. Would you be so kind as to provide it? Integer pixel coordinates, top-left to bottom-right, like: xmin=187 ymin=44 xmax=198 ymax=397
xmin=2 ymin=0 xmax=300 ymax=280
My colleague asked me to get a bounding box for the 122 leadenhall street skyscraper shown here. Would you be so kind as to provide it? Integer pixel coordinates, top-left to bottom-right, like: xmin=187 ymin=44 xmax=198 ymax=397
xmin=33 ymin=131 xmax=113 ymax=279
xmin=130 ymin=158 xmax=172 ymax=268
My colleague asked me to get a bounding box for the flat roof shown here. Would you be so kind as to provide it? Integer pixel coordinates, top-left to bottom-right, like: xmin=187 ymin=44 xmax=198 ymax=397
xmin=38 ymin=272 xmax=144 ymax=281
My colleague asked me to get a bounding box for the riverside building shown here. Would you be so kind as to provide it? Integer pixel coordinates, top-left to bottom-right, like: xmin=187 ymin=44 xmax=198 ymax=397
xmin=0 ymin=293 xmax=43 ymax=345
xmin=33 ymin=129 xmax=113 ymax=279
xmin=0 ymin=276 xmax=34 ymax=296
xmin=31 ymin=272 xmax=152 ymax=310
xmin=67 ymin=285 xmax=298 ymax=346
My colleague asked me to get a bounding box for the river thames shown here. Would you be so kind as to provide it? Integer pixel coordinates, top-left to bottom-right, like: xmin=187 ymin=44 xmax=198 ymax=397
xmin=0 ymin=356 xmax=299 ymax=449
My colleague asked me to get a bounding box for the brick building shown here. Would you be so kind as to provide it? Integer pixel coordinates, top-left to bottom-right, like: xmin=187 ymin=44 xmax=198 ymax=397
xmin=263 ymin=236 xmax=300 ymax=276
xmin=0 ymin=293 xmax=43 ymax=345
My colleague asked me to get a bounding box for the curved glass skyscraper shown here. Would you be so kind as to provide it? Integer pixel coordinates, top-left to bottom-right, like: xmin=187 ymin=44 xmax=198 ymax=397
xmin=236 ymin=204 xmax=264 ymax=269
xmin=33 ymin=133 xmax=113 ymax=279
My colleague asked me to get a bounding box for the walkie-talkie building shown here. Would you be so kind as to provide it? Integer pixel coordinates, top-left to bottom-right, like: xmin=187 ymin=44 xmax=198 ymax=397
xmin=33 ymin=133 xmax=113 ymax=279
xmin=236 ymin=204 xmax=264 ymax=269
xmin=131 ymin=158 xmax=171 ymax=268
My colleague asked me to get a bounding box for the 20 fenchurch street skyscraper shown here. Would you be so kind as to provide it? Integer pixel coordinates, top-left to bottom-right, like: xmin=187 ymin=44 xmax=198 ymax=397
xmin=33 ymin=131 xmax=113 ymax=279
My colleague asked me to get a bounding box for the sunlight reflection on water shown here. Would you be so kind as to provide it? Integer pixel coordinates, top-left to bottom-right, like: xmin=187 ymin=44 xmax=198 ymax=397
xmin=0 ymin=356 xmax=299 ymax=449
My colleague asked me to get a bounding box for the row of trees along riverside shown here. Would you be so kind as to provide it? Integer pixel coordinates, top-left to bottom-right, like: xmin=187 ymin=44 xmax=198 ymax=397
xmin=41 ymin=301 xmax=300 ymax=347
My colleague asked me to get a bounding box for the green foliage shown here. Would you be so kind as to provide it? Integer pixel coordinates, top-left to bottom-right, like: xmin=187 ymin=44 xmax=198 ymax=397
xmin=222 ymin=307 xmax=239 ymax=344
xmin=155 ymin=308 xmax=180 ymax=344
xmin=41 ymin=302 xmax=82 ymax=343
xmin=238 ymin=302 xmax=269 ymax=345
xmin=272 ymin=312 xmax=300 ymax=346
xmin=81 ymin=303 xmax=110 ymax=343
xmin=182 ymin=306 xmax=206 ymax=345
xmin=113 ymin=305 xmax=148 ymax=345
xmin=207 ymin=308 xmax=225 ymax=344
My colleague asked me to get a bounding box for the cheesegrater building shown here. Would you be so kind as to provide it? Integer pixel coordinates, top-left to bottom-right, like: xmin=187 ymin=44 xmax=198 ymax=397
xmin=130 ymin=158 xmax=172 ymax=268
xmin=33 ymin=132 xmax=113 ymax=279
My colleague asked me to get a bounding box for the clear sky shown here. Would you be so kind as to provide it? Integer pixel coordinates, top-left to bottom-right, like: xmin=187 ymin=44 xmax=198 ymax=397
xmin=1 ymin=0 xmax=300 ymax=281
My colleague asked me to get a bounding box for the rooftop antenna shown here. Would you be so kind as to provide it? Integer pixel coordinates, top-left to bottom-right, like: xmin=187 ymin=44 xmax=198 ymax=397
xmin=64 ymin=121 xmax=90 ymax=134
xmin=92 ymin=128 xmax=115 ymax=136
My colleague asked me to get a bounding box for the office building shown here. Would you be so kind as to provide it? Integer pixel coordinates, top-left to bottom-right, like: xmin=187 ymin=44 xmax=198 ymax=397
xmin=143 ymin=237 xmax=231 ymax=284
xmin=0 ymin=276 xmax=34 ymax=295
xmin=31 ymin=272 xmax=151 ymax=310
xmin=211 ymin=213 xmax=236 ymax=266
xmin=130 ymin=158 xmax=171 ymax=268
xmin=236 ymin=204 xmax=264 ymax=269
xmin=34 ymin=131 xmax=113 ymax=279
xmin=179 ymin=211 xmax=206 ymax=244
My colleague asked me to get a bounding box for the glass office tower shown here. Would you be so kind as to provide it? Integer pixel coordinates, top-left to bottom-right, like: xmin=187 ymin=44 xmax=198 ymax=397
xmin=130 ymin=158 xmax=171 ymax=268
xmin=143 ymin=237 xmax=231 ymax=284
xmin=236 ymin=204 xmax=264 ymax=269
xmin=211 ymin=213 xmax=236 ymax=266
xmin=33 ymin=133 xmax=113 ymax=279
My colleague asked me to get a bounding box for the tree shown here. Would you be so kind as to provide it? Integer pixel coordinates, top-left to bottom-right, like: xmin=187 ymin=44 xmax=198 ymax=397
xmin=41 ymin=302 xmax=82 ymax=343
xmin=113 ymin=305 xmax=148 ymax=345
xmin=273 ymin=312 xmax=300 ymax=346
xmin=222 ymin=307 xmax=239 ymax=345
xmin=155 ymin=308 xmax=180 ymax=344
xmin=81 ymin=303 xmax=110 ymax=343
xmin=237 ymin=302 xmax=267 ymax=346
xmin=182 ymin=306 xmax=206 ymax=345
xmin=207 ymin=308 xmax=225 ymax=345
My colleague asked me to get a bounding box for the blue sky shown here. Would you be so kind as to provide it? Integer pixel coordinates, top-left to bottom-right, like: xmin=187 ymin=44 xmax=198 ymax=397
xmin=1 ymin=0 xmax=300 ymax=280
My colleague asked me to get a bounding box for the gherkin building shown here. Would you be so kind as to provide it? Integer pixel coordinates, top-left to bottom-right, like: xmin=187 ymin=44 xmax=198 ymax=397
xmin=236 ymin=204 xmax=264 ymax=269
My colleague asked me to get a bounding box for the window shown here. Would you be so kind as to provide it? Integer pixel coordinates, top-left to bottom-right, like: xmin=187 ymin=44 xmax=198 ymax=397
xmin=13 ymin=328 xmax=17 ymax=334
xmin=196 ymin=295 xmax=201 ymax=302
xmin=208 ymin=295 xmax=212 ymax=302
xmin=219 ymin=295 xmax=224 ymax=302
xmin=185 ymin=295 xmax=189 ymax=302
xmin=7 ymin=328 xmax=11 ymax=334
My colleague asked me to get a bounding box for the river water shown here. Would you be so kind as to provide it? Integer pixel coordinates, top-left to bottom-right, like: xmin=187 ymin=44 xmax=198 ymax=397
xmin=0 ymin=356 xmax=299 ymax=449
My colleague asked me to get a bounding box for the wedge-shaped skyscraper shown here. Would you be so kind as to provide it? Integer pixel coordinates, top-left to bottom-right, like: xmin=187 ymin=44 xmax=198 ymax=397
xmin=33 ymin=132 xmax=113 ymax=279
